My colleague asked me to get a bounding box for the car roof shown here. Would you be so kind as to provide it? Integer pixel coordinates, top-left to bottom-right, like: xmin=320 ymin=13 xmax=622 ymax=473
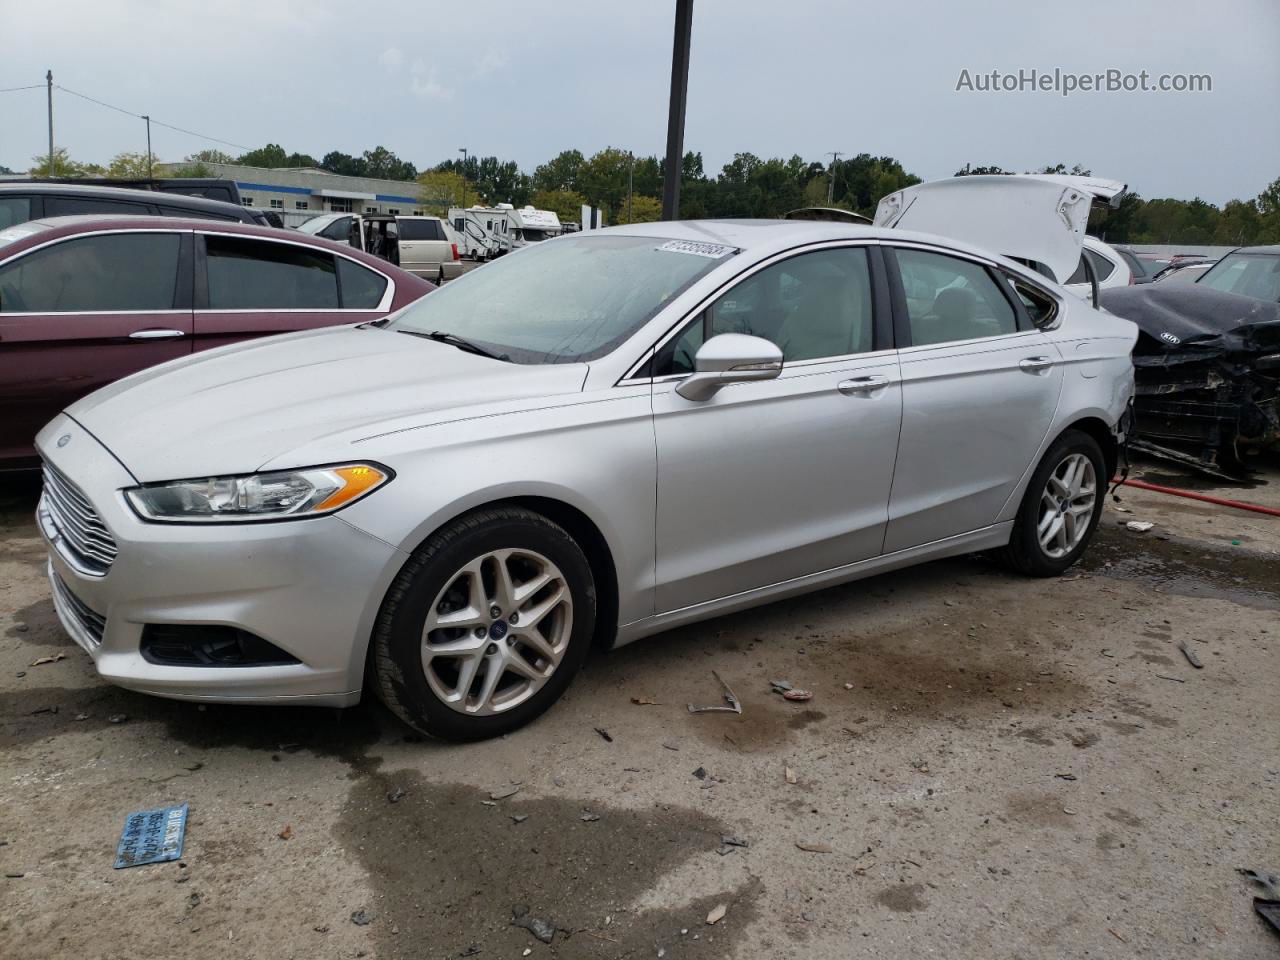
xmin=0 ymin=180 xmax=249 ymax=214
xmin=0 ymin=214 xmax=418 ymax=272
xmin=1231 ymin=245 xmax=1280 ymax=255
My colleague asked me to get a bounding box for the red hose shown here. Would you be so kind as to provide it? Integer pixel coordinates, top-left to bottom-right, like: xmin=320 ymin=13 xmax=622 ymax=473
xmin=1115 ymin=478 xmax=1280 ymax=518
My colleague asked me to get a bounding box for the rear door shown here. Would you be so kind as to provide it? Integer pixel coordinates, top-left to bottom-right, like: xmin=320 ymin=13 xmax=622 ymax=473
xmin=882 ymin=244 xmax=1064 ymax=552
xmin=396 ymin=218 xmax=448 ymax=281
xmin=0 ymin=229 xmax=192 ymax=464
xmin=193 ymin=232 xmax=390 ymax=350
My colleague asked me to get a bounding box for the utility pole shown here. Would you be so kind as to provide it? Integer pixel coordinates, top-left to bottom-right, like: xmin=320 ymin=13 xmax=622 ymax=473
xmin=46 ymin=70 xmax=54 ymax=178
xmin=458 ymin=147 xmax=468 ymax=208
xmin=661 ymin=0 xmax=694 ymax=220
xmin=143 ymin=115 xmax=153 ymax=179
xmin=826 ymin=151 xmax=843 ymax=205
xmin=627 ymin=151 xmax=634 ymax=225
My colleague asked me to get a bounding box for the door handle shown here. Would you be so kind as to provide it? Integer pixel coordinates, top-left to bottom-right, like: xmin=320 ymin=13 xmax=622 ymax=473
xmin=1018 ymin=356 xmax=1054 ymax=372
xmin=837 ymin=375 xmax=890 ymax=396
xmin=129 ymin=329 xmax=186 ymax=340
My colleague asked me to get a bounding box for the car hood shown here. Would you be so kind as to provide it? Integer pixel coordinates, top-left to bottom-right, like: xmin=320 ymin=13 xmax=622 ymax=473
xmin=1101 ymin=284 xmax=1280 ymax=360
xmin=874 ymin=174 xmax=1126 ymax=285
xmin=67 ymin=325 xmax=589 ymax=482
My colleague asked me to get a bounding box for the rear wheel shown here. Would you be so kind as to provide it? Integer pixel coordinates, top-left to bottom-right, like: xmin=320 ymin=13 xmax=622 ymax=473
xmin=371 ymin=507 xmax=596 ymax=741
xmin=998 ymin=430 xmax=1105 ymax=577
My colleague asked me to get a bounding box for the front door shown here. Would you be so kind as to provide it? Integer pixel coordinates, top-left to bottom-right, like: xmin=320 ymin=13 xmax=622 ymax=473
xmin=882 ymin=245 xmax=1065 ymax=552
xmin=0 ymin=230 xmax=192 ymax=466
xmin=651 ymin=245 xmax=902 ymax=613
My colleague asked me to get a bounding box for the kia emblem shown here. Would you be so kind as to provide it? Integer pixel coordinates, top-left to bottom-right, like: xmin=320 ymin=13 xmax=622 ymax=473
xmin=57 ymin=434 xmax=71 ymax=447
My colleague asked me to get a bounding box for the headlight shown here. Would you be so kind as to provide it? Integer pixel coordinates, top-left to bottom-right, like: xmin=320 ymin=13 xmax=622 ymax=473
xmin=125 ymin=463 xmax=390 ymax=523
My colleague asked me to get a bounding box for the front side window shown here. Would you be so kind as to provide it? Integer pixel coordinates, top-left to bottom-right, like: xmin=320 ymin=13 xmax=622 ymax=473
xmin=0 ymin=232 xmax=180 ymax=313
xmin=387 ymin=234 xmax=728 ymax=363
xmin=337 ymin=258 xmax=388 ymax=308
xmin=655 ymin=247 xmax=874 ymax=375
xmin=44 ymin=195 xmax=152 ymax=217
xmin=0 ymin=197 xmax=32 ymax=230
xmin=894 ymin=248 xmax=1018 ymax=346
xmin=204 ymin=236 xmax=338 ymax=310
xmin=1196 ymin=253 xmax=1280 ymax=302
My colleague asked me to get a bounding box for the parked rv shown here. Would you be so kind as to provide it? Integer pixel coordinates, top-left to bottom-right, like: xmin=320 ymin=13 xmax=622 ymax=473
xmin=506 ymin=204 xmax=563 ymax=248
xmin=449 ymin=206 xmax=512 ymax=261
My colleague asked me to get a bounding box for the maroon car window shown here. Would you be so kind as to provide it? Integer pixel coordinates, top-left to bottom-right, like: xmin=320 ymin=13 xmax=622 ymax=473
xmin=336 ymin=257 xmax=388 ymax=308
xmin=204 ymin=236 xmax=339 ymax=310
xmin=0 ymin=232 xmax=181 ymax=313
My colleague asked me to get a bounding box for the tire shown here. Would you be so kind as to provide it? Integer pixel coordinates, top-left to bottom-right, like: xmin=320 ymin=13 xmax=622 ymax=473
xmin=998 ymin=429 xmax=1106 ymax=577
xmin=371 ymin=506 xmax=596 ymax=741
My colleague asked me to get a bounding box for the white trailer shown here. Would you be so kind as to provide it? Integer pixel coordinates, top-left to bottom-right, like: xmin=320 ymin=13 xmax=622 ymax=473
xmin=448 ymin=206 xmax=512 ymax=261
xmin=506 ymin=205 xmax=563 ymax=249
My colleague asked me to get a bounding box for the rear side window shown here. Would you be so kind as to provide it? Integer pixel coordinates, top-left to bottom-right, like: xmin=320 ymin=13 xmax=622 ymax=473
xmin=0 ymin=196 xmax=32 ymax=230
xmin=204 ymin=236 xmax=338 ymax=309
xmin=44 ymin=195 xmax=153 ymax=217
xmin=398 ymin=219 xmax=445 ymax=241
xmin=337 ymin=258 xmax=389 ymax=308
xmin=1066 ymin=249 xmax=1117 ymax=284
xmin=1008 ymin=277 xmax=1059 ymax=329
xmin=894 ymin=248 xmax=1018 ymax=346
xmin=0 ymin=232 xmax=181 ymax=312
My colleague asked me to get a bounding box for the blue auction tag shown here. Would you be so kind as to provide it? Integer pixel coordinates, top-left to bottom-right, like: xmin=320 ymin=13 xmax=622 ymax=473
xmin=114 ymin=804 xmax=188 ymax=869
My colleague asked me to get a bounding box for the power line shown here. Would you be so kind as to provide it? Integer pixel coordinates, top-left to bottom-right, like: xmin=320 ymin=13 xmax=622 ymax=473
xmin=53 ymin=83 xmax=251 ymax=152
xmin=0 ymin=83 xmax=45 ymax=94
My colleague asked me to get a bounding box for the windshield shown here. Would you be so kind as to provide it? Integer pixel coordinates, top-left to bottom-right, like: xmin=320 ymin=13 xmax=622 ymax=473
xmin=386 ymin=234 xmax=732 ymax=363
xmin=296 ymin=216 xmax=333 ymax=235
xmin=1196 ymin=252 xmax=1280 ymax=301
xmin=521 ymin=228 xmax=551 ymax=242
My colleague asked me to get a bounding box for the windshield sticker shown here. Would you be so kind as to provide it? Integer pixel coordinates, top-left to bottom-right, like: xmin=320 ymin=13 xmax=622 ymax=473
xmin=656 ymin=239 xmax=736 ymax=259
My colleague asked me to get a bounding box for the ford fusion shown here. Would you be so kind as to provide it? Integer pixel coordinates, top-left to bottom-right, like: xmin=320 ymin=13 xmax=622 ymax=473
xmin=36 ymin=210 xmax=1137 ymax=740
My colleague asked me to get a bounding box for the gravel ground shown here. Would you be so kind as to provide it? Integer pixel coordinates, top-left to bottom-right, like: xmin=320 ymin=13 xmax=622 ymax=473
xmin=1 ymin=457 xmax=1277 ymax=959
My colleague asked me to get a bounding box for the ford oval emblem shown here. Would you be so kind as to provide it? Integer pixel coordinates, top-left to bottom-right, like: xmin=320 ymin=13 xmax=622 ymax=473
xmin=57 ymin=434 xmax=71 ymax=448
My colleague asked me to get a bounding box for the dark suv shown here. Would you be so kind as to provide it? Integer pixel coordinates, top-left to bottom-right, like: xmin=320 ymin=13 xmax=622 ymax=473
xmin=0 ymin=183 xmax=264 ymax=231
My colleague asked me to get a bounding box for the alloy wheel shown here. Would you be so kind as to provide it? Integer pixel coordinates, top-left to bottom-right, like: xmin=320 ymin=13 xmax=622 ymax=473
xmin=1036 ymin=453 xmax=1097 ymax=559
xmin=420 ymin=548 xmax=572 ymax=715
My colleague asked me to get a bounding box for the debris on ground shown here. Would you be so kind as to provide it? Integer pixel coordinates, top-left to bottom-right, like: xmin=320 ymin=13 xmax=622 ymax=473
xmin=114 ymin=804 xmax=188 ymax=869
xmin=579 ymin=811 xmax=600 ymax=822
xmin=785 ymin=766 xmax=798 ymax=785
xmin=718 ymin=835 xmax=749 ymax=856
xmin=490 ymin=784 xmax=521 ymax=800
xmin=1179 ymin=640 xmax=1204 ymax=669
xmin=29 ymin=654 xmax=65 ymax=667
xmin=662 ymin=742 xmax=680 ymax=751
xmin=593 ymin=727 xmax=613 ymax=742
xmin=630 ymin=697 xmax=660 ymax=705
xmin=795 ymin=841 xmax=833 ymax=854
xmin=1054 ymin=773 xmax=1078 ymax=781
xmin=1239 ymin=868 xmax=1280 ymax=900
xmin=277 ymin=824 xmax=293 ymax=841
xmin=108 ymin=714 xmax=128 ymax=724
xmin=350 ymin=909 xmax=373 ymax=926
xmin=687 ymin=671 xmax=742 ymax=714
xmin=386 ymin=786 xmax=407 ymax=803
xmin=510 ymin=815 xmax=528 ymax=825
xmin=770 ymin=680 xmax=793 ymax=694
xmin=706 ymin=903 xmax=727 ymax=925
xmin=782 ymin=689 xmax=813 ymax=702
xmin=1125 ymin=521 xmax=1155 ymax=532
xmin=843 ymin=682 xmax=854 ymax=690
xmin=511 ymin=904 xmax=556 ymax=943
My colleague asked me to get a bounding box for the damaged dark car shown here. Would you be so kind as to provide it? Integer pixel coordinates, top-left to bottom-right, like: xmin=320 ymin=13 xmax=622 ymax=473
xmin=1101 ymin=245 xmax=1280 ymax=479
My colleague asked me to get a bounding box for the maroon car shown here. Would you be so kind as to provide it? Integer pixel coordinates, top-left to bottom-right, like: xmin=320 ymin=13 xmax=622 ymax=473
xmin=0 ymin=215 xmax=434 ymax=469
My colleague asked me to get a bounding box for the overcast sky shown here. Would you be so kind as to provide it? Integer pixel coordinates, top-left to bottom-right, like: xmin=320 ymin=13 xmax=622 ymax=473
xmin=4 ymin=0 xmax=1278 ymax=204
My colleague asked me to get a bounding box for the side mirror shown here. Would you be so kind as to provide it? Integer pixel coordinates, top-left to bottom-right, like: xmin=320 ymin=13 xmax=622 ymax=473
xmin=675 ymin=333 xmax=783 ymax=401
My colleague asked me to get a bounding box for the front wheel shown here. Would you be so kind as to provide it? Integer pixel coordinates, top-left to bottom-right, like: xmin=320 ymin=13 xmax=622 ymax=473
xmin=371 ymin=507 xmax=596 ymax=741
xmin=998 ymin=430 xmax=1106 ymax=577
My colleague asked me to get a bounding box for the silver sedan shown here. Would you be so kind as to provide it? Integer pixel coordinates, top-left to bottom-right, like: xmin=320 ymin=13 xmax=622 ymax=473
xmin=36 ymin=220 xmax=1137 ymax=740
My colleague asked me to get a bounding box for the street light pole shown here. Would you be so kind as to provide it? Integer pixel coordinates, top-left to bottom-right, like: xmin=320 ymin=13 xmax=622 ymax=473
xmin=827 ymin=151 xmax=843 ymax=205
xmin=46 ymin=70 xmax=54 ymax=178
xmin=143 ymin=115 xmax=153 ymax=179
xmin=459 ymin=147 xmax=468 ymax=208
xmin=627 ymin=151 xmax=634 ymax=224
xmin=661 ymin=0 xmax=694 ymax=220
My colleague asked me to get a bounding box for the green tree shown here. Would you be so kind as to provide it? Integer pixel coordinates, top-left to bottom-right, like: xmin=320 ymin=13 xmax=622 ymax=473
xmin=418 ymin=170 xmax=482 ymax=214
xmin=532 ymin=149 xmax=585 ymax=193
xmin=361 ymin=146 xmax=416 ymax=181
xmin=321 ymin=151 xmax=364 ymax=176
xmin=954 ymin=164 xmax=1010 ymax=176
xmin=29 ymin=147 xmax=93 ymax=178
xmin=612 ymin=193 xmax=662 ymax=225
xmin=236 ymin=143 xmax=290 ymax=168
xmin=530 ymin=188 xmax=587 ymax=223
xmin=186 ymin=149 xmax=234 ymax=165
xmin=579 ymin=147 xmax=633 ymax=215
xmin=107 ymin=152 xmax=154 ymax=178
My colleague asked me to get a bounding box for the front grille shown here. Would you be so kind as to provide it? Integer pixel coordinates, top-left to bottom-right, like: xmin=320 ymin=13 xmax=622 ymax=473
xmin=50 ymin=568 xmax=106 ymax=647
xmin=40 ymin=462 xmax=118 ymax=576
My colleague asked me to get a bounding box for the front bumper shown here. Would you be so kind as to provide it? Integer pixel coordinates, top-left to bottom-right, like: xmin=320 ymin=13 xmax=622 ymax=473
xmin=34 ymin=415 xmax=406 ymax=706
